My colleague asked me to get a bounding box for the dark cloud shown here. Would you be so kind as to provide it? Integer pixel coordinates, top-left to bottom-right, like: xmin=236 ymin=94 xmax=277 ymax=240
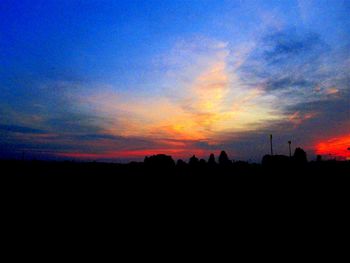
xmin=70 ymin=133 xmax=160 ymax=151
xmin=287 ymin=89 xmax=350 ymax=129
xmin=45 ymin=115 xmax=102 ymax=134
xmin=264 ymin=76 xmax=314 ymax=91
xmin=75 ymin=134 xmax=120 ymax=140
xmin=238 ymin=28 xmax=330 ymax=93
xmin=262 ymin=30 xmax=325 ymax=63
xmin=237 ymin=26 xmax=349 ymax=138
xmin=0 ymin=124 xmax=46 ymax=134
xmin=0 ymin=130 xmax=165 ymax=160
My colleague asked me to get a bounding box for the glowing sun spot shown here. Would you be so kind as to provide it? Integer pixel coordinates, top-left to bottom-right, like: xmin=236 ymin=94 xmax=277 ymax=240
xmin=315 ymin=135 xmax=350 ymax=160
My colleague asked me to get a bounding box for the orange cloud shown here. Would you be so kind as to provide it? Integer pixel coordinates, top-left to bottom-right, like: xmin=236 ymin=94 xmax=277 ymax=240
xmin=288 ymin=111 xmax=317 ymax=127
xmin=315 ymin=134 xmax=350 ymax=160
xmin=72 ymin=38 xmax=285 ymax=156
xmin=325 ymin=87 xmax=339 ymax=95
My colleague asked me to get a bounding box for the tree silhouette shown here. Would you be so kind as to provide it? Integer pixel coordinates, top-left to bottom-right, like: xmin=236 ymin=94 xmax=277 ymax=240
xmin=288 ymin=141 xmax=292 ymax=157
xmin=219 ymin=151 xmax=231 ymax=165
xmin=293 ymin=147 xmax=307 ymax=164
xmin=199 ymin=158 xmax=207 ymax=166
xmin=144 ymin=154 xmax=175 ymax=168
xmin=189 ymin=155 xmax=199 ymax=166
xmin=208 ymin=153 xmax=216 ymax=165
xmin=176 ymin=159 xmax=187 ymax=167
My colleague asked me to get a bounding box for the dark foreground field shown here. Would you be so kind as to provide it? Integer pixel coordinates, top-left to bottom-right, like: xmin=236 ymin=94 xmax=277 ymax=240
xmin=2 ymin=159 xmax=350 ymax=197
xmin=2 ymin=159 xmax=350 ymax=242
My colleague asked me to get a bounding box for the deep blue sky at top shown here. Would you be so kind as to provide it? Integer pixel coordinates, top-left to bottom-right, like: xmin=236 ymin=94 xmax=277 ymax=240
xmin=2 ymin=0 xmax=232 ymax=83
xmin=2 ymin=0 xmax=348 ymax=87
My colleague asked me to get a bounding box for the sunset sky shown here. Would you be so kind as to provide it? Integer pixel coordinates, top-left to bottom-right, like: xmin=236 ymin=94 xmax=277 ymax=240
xmin=1 ymin=0 xmax=349 ymax=161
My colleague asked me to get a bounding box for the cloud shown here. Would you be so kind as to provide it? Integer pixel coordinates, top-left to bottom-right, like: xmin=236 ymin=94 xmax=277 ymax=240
xmin=0 ymin=124 xmax=46 ymax=134
xmin=1 ymin=26 xmax=349 ymax=161
xmin=264 ymin=76 xmax=314 ymax=91
xmin=21 ymin=37 xmax=280 ymax=161
xmin=263 ymin=30 xmax=324 ymax=61
xmin=202 ymin=26 xmax=350 ymax=159
xmin=76 ymin=37 xmax=284 ymax=146
xmin=238 ymin=27 xmax=349 ymax=112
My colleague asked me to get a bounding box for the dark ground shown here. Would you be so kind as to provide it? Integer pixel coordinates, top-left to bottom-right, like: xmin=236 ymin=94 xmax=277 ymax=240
xmin=2 ymin=159 xmax=350 ymax=247
xmin=2 ymin=159 xmax=349 ymax=198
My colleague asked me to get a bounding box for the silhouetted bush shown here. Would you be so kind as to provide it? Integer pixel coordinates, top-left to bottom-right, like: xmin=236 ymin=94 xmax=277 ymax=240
xmin=144 ymin=154 xmax=175 ymax=169
xmin=199 ymin=159 xmax=207 ymax=165
xmin=316 ymin=155 xmax=322 ymax=162
xmin=189 ymin=155 xmax=199 ymax=167
xmin=176 ymin=159 xmax=187 ymax=168
xmin=219 ymin=151 xmax=231 ymax=166
xmin=293 ymin=147 xmax=307 ymax=164
xmin=208 ymin=153 xmax=216 ymax=166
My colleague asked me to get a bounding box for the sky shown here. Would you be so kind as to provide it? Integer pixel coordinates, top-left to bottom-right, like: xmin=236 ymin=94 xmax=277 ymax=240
xmin=0 ymin=0 xmax=349 ymax=162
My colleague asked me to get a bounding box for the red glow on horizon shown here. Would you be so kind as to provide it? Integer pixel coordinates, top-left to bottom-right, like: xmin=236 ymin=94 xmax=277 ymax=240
xmin=315 ymin=134 xmax=350 ymax=160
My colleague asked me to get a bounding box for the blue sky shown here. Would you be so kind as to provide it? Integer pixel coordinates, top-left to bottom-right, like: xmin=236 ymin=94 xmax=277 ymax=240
xmin=1 ymin=0 xmax=349 ymax=161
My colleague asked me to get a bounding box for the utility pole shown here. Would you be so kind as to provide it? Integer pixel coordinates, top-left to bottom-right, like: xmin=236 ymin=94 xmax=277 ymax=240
xmin=270 ymin=134 xmax=273 ymax=156
xmin=288 ymin=141 xmax=292 ymax=158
